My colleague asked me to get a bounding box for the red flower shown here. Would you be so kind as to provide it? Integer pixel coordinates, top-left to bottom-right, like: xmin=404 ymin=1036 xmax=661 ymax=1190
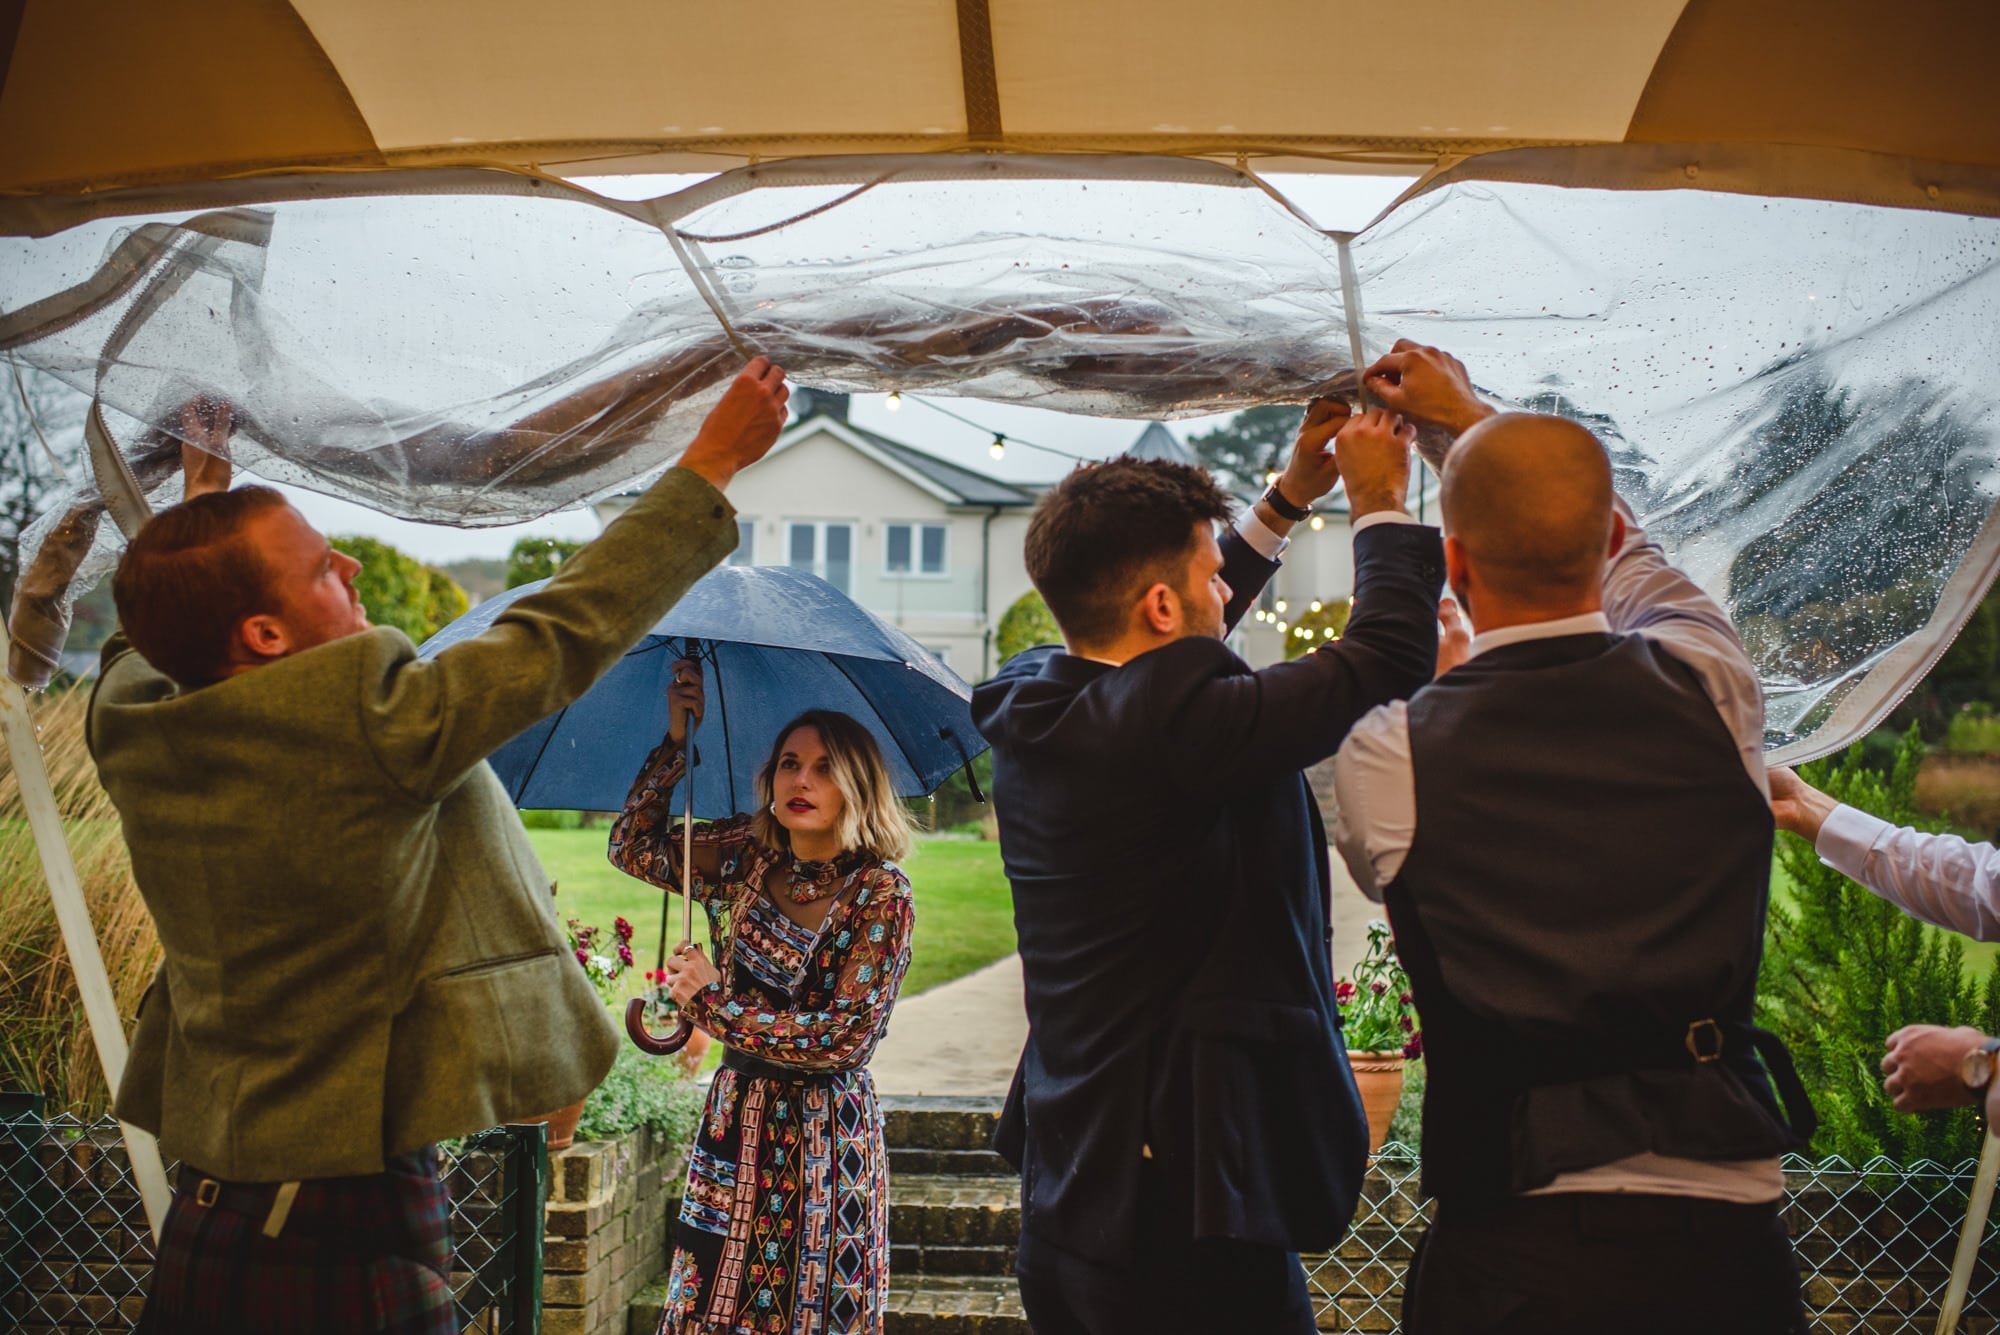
xmin=615 ymin=916 xmax=634 ymax=942
xmin=618 ymin=943 xmax=635 ymax=967
xmin=1399 ymin=991 xmax=1414 ymax=1006
xmin=1370 ymin=980 xmax=1387 ymax=995
xmin=1335 ymin=981 xmax=1358 ymax=1003
xmin=574 ymin=948 xmax=589 ymax=966
xmin=1402 ymin=1032 xmax=1424 ymax=1060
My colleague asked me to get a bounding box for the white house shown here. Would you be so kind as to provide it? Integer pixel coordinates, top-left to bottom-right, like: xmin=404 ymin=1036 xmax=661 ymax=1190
xmin=594 ymin=393 xmax=1380 ymax=679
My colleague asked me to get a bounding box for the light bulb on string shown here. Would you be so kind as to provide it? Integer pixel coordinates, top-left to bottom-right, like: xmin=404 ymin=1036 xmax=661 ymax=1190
xmin=1309 ymin=515 xmax=1325 ymax=531
xmin=1265 ymin=471 xmax=1280 ymax=487
xmin=989 ymin=434 xmax=1007 ymax=461
xmin=1274 ymin=600 xmax=1288 ymax=613
xmin=885 ymin=392 xmax=903 ymax=412
xmin=1310 ymin=601 xmax=1323 ymax=613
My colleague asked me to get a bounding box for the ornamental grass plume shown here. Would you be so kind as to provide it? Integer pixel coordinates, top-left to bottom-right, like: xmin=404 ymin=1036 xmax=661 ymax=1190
xmin=0 ymin=684 xmax=160 ymax=1117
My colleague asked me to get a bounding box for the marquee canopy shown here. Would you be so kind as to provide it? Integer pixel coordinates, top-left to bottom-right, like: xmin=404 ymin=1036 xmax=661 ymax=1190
xmin=3 ymin=0 xmax=2000 ymax=765
xmin=4 ymin=0 xmax=2000 ymax=232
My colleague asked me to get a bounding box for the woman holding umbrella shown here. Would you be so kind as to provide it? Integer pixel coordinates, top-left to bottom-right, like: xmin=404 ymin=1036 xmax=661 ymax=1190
xmin=608 ymin=658 xmax=916 ymax=1335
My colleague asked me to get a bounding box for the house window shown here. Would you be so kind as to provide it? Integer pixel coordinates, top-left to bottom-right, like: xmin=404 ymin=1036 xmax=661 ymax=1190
xmin=885 ymin=522 xmax=948 ymax=576
xmin=787 ymin=521 xmax=855 ymax=595
xmin=726 ymin=518 xmax=756 ymax=566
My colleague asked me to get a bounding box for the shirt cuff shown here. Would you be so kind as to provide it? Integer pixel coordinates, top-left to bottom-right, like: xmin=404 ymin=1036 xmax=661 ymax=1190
xmin=1352 ymin=510 xmax=1424 ymax=535
xmin=1817 ymin=803 xmax=1893 ymax=882
xmin=1236 ymin=508 xmax=1290 ymax=561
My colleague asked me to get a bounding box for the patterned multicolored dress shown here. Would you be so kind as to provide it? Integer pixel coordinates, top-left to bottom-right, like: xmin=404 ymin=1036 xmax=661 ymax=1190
xmin=608 ymin=736 xmax=915 ymax=1335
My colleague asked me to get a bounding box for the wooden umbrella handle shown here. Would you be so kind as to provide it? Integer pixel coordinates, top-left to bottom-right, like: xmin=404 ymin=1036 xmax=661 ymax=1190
xmin=627 ymin=694 xmax=701 ymax=1057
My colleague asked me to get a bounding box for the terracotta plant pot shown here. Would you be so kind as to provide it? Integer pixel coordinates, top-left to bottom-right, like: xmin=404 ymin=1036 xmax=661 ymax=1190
xmin=524 ymin=1098 xmax=587 ymax=1150
xmin=1347 ymin=1050 xmax=1406 ymax=1154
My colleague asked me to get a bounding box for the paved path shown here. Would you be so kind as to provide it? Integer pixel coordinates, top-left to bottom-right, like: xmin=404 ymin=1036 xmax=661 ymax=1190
xmin=873 ymin=854 xmax=1386 ymax=1097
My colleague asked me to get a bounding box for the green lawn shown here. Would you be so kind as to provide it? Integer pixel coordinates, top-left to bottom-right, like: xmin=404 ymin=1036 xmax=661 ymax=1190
xmin=532 ymin=829 xmax=1016 ymax=998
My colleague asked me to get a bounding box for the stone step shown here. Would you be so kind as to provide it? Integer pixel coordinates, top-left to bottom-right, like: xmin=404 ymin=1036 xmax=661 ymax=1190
xmin=890 ymin=1146 xmax=1014 ymax=1176
xmin=627 ymin=1270 xmax=1028 ymax=1334
xmin=881 ymin=1094 xmax=1005 ymax=1153
xmin=885 ymin=1275 xmax=1029 ymax=1334
xmin=889 ymin=1173 xmax=1021 ymax=1253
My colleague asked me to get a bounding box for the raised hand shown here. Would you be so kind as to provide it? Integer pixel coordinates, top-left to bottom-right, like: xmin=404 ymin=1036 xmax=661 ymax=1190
xmin=667 ymin=657 xmax=705 ymax=745
xmin=178 ymin=397 xmax=234 ymax=499
xmin=1279 ymin=397 xmax=1351 ymax=505
xmin=1363 ymin=341 xmax=1493 ymax=442
xmin=678 ymin=356 xmax=791 ymax=490
xmin=1436 ymin=596 xmax=1470 ymax=677
xmin=1332 ymin=406 xmax=1415 ymax=520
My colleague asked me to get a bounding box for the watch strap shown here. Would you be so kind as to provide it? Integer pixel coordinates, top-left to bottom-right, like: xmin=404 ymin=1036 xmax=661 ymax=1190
xmin=1261 ymin=481 xmax=1312 ymax=523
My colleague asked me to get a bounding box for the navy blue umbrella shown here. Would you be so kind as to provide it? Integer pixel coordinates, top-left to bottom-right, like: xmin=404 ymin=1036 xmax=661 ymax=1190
xmin=418 ymin=563 xmax=988 ymax=816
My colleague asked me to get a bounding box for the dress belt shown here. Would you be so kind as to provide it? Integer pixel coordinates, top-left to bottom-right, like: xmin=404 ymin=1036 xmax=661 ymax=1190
xmin=721 ymin=1046 xmax=835 ymax=1084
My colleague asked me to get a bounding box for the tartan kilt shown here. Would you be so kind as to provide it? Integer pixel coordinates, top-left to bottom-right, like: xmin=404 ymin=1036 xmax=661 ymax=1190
xmin=136 ymin=1146 xmax=456 ymax=1335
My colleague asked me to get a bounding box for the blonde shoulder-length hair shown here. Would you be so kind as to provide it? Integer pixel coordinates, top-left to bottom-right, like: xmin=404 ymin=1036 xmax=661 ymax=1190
xmin=749 ymin=710 xmax=914 ymax=863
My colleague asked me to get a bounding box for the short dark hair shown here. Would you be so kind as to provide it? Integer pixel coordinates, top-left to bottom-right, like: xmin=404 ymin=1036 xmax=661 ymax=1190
xmin=1024 ymin=458 xmax=1235 ymax=648
xmin=112 ymin=486 xmax=289 ymax=687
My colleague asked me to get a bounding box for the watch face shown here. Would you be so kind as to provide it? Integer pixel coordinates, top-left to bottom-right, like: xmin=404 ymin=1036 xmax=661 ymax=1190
xmin=1963 ymin=1046 xmax=1998 ymax=1090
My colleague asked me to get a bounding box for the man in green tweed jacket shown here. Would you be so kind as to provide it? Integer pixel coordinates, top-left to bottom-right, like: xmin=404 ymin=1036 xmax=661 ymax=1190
xmin=91 ymin=359 xmax=790 ymax=1334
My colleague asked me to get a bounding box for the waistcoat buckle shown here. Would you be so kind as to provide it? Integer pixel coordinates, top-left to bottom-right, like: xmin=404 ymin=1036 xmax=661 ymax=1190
xmin=193 ymin=1177 xmax=221 ymax=1207
xmin=1684 ymin=1018 xmax=1725 ymax=1063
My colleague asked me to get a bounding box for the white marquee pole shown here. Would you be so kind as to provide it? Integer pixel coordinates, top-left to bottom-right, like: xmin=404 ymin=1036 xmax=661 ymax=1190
xmin=0 ymin=625 xmax=170 ymax=1239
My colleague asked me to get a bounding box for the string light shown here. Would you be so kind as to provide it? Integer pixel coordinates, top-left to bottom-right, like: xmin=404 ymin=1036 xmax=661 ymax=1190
xmin=1309 ymin=600 xmax=1323 ymax=613
xmin=1309 ymin=515 xmax=1325 ymax=531
xmin=895 ymin=394 xmax=1090 ymax=462
xmin=1264 ymin=470 xmax=1281 ymax=486
xmin=1276 ymin=620 xmax=1289 ymax=633
xmin=885 ymin=392 xmax=903 ymax=412
xmin=989 ymin=434 xmax=1007 ymax=461
xmin=1322 ymin=627 xmax=1335 ymax=639
xmin=1274 ymin=600 xmax=1288 ymax=613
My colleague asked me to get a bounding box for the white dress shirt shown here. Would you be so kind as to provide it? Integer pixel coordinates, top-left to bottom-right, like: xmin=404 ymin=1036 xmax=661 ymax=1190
xmin=1816 ymin=806 xmax=2000 ymax=942
xmin=1331 ymin=501 xmax=1783 ymax=1204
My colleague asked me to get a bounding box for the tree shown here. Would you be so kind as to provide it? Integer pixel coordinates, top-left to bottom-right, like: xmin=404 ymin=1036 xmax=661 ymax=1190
xmin=329 ymin=535 xmax=468 ymax=644
xmin=1187 ymin=405 xmax=1303 ymax=493
xmin=0 ymin=364 xmax=87 ymax=614
xmin=996 ymin=589 xmax=1059 ymax=664
xmin=1280 ymin=598 xmax=1351 ymax=660
xmin=1757 ymin=726 xmax=2000 ymax=1165
xmin=507 ymin=537 xmax=585 ymax=589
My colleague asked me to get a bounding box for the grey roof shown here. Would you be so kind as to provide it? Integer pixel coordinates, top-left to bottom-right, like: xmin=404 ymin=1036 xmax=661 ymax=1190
xmin=840 ymin=419 xmax=1038 ymax=508
xmin=1125 ymin=421 xmax=1195 ymax=466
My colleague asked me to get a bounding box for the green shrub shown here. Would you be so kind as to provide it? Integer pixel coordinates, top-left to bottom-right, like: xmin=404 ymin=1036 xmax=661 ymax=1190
xmin=995 ymin=589 xmax=1059 ymax=665
xmin=1945 ymin=702 xmax=2000 ymax=755
xmin=329 ymin=535 xmax=469 ymax=644
xmin=575 ymin=1042 xmax=707 ymax=1155
xmin=521 ymin=809 xmax=585 ymax=830
xmin=506 ymin=537 xmax=586 ymax=589
xmin=1758 ymin=725 xmax=2000 ymax=1164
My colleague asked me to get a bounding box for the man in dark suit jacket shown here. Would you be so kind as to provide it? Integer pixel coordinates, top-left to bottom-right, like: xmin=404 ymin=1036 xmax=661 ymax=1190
xmin=974 ymin=375 xmax=1472 ymax=1334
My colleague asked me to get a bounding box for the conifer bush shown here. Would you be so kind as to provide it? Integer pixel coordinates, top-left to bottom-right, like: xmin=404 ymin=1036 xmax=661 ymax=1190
xmin=1758 ymin=725 xmax=2000 ymax=1164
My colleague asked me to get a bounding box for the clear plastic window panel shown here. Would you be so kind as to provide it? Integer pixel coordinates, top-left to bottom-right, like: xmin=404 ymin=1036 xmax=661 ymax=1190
xmin=2 ymin=162 xmax=1996 ymax=756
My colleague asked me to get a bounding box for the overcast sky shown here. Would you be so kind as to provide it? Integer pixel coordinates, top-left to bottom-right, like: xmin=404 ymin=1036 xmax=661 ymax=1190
xmin=278 ymin=171 xmax=1417 ymax=564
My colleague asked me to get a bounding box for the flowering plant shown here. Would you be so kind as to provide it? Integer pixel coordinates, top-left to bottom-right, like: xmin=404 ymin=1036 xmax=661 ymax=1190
xmin=1335 ymin=919 xmax=1422 ymax=1060
xmin=566 ymin=914 xmax=637 ymax=1006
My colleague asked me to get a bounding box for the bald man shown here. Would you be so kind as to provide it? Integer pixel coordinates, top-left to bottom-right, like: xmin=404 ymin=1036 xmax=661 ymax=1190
xmin=1332 ymin=391 xmax=1817 ymax=1334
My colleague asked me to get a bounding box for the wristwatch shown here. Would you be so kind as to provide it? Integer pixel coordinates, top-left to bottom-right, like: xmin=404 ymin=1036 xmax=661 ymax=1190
xmin=1260 ymin=480 xmax=1312 ymax=523
xmin=1959 ymin=1035 xmax=2000 ymax=1091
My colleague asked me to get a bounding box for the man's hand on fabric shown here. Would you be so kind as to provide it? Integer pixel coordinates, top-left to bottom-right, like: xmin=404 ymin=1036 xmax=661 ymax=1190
xmin=178 ymin=397 xmax=234 ymax=499
xmin=1363 ymin=341 xmax=1494 ymax=439
xmin=1881 ymin=1024 xmax=1987 ymax=1112
xmin=662 ymin=943 xmax=722 ymax=1004
xmin=1332 ymin=407 xmax=1414 ymax=520
xmin=678 ymin=356 xmax=791 ymax=491
xmin=1280 ymin=397 xmax=1351 ymax=504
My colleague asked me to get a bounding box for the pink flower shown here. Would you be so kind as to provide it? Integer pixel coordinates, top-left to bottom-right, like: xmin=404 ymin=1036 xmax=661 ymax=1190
xmin=615 ymin=917 xmax=634 ymax=942
xmin=1335 ymin=981 xmax=1358 ymax=1003
xmin=618 ymin=943 xmax=634 ymax=967
xmin=1402 ymin=1032 xmax=1424 ymax=1060
xmin=1399 ymin=991 xmax=1414 ymax=1006
xmin=1370 ymin=981 xmax=1387 ymax=995
xmin=1399 ymin=1015 xmax=1414 ymax=1031
xmin=574 ymin=948 xmax=589 ymax=966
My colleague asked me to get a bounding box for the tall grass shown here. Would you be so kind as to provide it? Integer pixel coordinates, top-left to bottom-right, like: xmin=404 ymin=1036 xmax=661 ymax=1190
xmin=0 ymin=684 xmax=159 ymax=1117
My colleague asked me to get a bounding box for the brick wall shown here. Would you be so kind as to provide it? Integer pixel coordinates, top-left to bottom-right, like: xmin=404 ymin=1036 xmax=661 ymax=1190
xmin=541 ymin=1127 xmax=683 ymax=1335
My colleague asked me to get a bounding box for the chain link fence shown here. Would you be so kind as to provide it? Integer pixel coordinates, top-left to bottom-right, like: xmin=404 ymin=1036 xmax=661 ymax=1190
xmin=0 ymin=1106 xmax=547 ymax=1333
xmin=1302 ymin=1143 xmax=2000 ymax=1333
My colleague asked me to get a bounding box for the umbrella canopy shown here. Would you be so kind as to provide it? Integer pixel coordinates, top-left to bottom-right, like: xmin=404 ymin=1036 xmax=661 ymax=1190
xmin=416 ymin=564 xmax=987 ymax=816
xmin=3 ymin=0 xmax=1999 ymax=232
